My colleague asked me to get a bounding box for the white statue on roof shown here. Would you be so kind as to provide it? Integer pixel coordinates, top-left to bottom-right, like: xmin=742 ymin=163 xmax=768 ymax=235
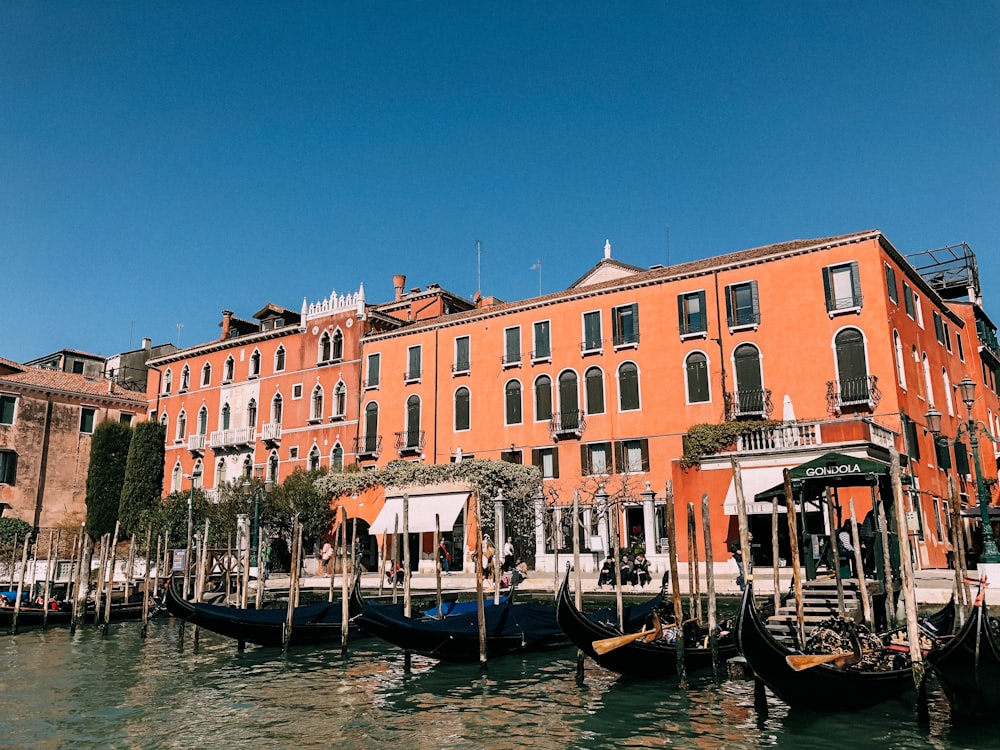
xmin=604 ymin=239 xmax=611 ymax=259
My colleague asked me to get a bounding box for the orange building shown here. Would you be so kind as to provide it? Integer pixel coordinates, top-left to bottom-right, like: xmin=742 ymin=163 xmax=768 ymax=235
xmin=343 ymin=232 xmax=999 ymax=574
xmin=148 ymin=232 xmax=1000 ymax=577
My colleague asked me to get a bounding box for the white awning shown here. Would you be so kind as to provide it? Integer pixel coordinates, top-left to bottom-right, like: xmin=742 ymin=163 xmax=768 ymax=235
xmin=368 ymin=492 xmax=469 ymax=535
xmin=722 ymin=467 xmax=793 ymax=516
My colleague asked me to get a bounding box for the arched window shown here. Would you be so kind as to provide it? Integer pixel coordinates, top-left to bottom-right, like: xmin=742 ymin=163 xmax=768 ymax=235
xmin=733 ymin=344 xmax=764 ymax=416
xmin=171 ymin=462 xmax=182 ymax=493
xmin=180 ymin=365 xmax=190 ymax=391
xmin=834 ymin=328 xmax=870 ymax=405
xmin=198 ymin=407 xmax=208 ymax=435
xmin=558 ymin=371 xmax=580 ymax=430
xmin=363 ymin=402 xmax=379 ymax=453
xmin=922 ymin=352 xmax=934 ymax=406
xmin=912 ymin=346 xmax=924 ymax=398
xmin=216 ymin=458 xmax=227 ymax=487
xmin=333 ymin=382 xmax=347 ymax=418
xmin=274 ymin=346 xmax=286 ymax=372
xmin=331 ymin=444 xmax=344 ymax=472
xmin=249 ymin=350 xmax=260 ymax=377
xmin=534 ymin=375 xmax=553 ymax=421
xmin=893 ymin=330 xmax=906 ymax=388
xmin=943 ymin=368 xmax=954 ymax=416
xmin=454 ymin=387 xmax=471 ymax=431
xmin=584 ymin=368 xmax=605 ymax=415
xmin=201 ymin=362 xmax=212 ymax=386
xmin=242 ymin=455 xmax=253 ymax=479
xmin=163 ymin=369 xmax=173 ymax=394
xmin=266 ymin=453 xmax=277 ymax=482
xmin=311 ymin=385 xmax=324 ymax=421
xmin=332 ymin=329 xmax=344 ymax=361
xmin=504 ymin=381 xmax=522 ymax=425
xmin=617 ymin=362 xmax=640 ymax=411
xmin=271 ymin=393 xmax=283 ymax=424
xmin=405 ymin=395 xmax=421 ymax=448
xmin=192 ymin=459 xmax=204 ymax=489
xmin=308 ymin=445 xmax=321 ymax=470
xmin=176 ymin=410 xmax=187 ymax=441
xmin=685 ymin=352 xmax=710 ymax=403
xmin=223 ymin=356 xmax=234 ymax=382
xmin=160 ymin=411 xmax=168 ymax=432
xmin=247 ymin=398 xmax=257 ymax=428
xmin=319 ymin=331 xmax=332 ymax=362
xmin=221 ymin=403 xmax=231 ymax=430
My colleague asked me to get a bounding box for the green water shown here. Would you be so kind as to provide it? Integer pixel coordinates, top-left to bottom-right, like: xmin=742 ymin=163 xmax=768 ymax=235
xmin=0 ymin=618 xmax=987 ymax=749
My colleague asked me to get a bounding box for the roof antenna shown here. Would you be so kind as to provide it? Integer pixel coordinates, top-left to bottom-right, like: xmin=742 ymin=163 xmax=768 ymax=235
xmin=530 ymin=260 xmax=542 ymax=296
xmin=476 ymin=240 xmax=482 ymax=297
xmin=176 ymin=323 xmax=183 ymax=347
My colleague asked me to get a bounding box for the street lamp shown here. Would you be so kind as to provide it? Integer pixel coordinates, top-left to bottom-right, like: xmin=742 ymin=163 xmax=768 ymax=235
xmin=926 ymin=375 xmax=1000 ymax=565
xmin=243 ymin=480 xmax=263 ymax=567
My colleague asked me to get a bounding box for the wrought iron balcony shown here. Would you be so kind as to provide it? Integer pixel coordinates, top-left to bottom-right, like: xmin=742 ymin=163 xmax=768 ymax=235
xmin=826 ymin=375 xmax=881 ymax=415
xmin=354 ymin=434 xmax=382 ymax=460
xmin=724 ymin=389 xmax=773 ymax=420
xmin=549 ymin=409 xmax=586 ymax=440
xmin=394 ymin=430 xmax=425 ymax=455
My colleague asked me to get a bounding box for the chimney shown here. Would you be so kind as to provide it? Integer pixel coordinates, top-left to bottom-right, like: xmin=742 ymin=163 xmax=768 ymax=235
xmin=221 ymin=310 xmax=234 ymax=340
xmin=142 ymin=337 xmax=151 ymax=354
xmin=393 ymin=274 xmax=406 ymax=302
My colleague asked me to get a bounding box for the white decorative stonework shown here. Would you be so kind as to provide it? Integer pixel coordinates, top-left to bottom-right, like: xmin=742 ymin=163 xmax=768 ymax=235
xmin=302 ymin=284 xmax=366 ymax=322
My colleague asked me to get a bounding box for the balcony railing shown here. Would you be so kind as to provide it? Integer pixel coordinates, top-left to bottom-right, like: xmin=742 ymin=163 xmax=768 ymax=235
xmin=261 ymin=422 xmax=282 ymax=443
xmin=394 ymin=430 xmax=425 ymax=454
xmin=209 ymin=426 xmax=254 ymax=449
xmin=826 ymin=375 xmax=881 ymax=414
xmin=735 ymin=423 xmax=822 ymax=452
xmin=724 ymin=389 xmax=773 ymax=420
xmin=354 ymin=435 xmax=382 ymax=459
xmin=549 ymin=409 xmax=586 ymax=439
xmin=187 ymin=433 xmax=206 ymax=453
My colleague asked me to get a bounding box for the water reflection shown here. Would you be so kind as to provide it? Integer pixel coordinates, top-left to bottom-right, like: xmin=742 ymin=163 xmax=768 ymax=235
xmin=0 ymin=619 xmax=983 ymax=750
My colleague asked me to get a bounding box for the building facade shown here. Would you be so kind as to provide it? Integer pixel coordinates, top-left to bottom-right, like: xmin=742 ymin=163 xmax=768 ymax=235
xmin=0 ymin=357 xmax=147 ymax=528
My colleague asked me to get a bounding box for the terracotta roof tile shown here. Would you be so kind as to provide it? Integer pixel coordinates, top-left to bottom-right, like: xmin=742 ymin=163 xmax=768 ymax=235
xmin=0 ymin=368 xmax=147 ymax=404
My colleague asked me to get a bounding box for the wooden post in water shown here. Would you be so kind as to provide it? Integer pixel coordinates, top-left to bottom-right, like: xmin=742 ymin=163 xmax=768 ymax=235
xmin=255 ymin=530 xmax=265 ymax=612
xmin=141 ymin=526 xmax=152 ymax=639
xmin=474 ymin=490 xmax=487 ymax=670
xmin=889 ymin=447 xmax=924 ymax=691
xmin=771 ymin=495 xmax=781 ymax=613
xmin=225 ymin=532 xmax=233 ymax=602
xmin=665 ymin=482 xmax=687 ymax=689
xmin=732 ymin=458 xmax=753 ymax=595
xmin=687 ymin=502 xmax=702 ymax=625
xmin=283 ymin=514 xmax=301 ymax=654
xmin=10 ymin=534 xmax=30 ymax=635
xmin=700 ymin=493 xmax=720 ymax=681
xmin=875 ymin=484 xmax=897 ymax=630
xmin=379 ymin=532 xmax=387 ymax=597
xmin=125 ymin=535 xmax=136 ymax=602
xmin=66 ymin=532 xmax=80 ymax=609
xmin=783 ymin=469 xmax=806 ymax=650
xmin=825 ymin=488 xmax=846 ymax=617
xmin=848 ymin=497 xmax=872 ymax=629
xmin=402 ymin=493 xmax=411 ymax=618
xmin=240 ymin=517 xmax=251 ymax=610
xmin=572 ymin=491 xmax=582 ymax=610
xmin=340 ymin=506 xmax=351 ymax=656
xmin=434 ymin=515 xmax=443 ymax=619
xmin=948 ymin=475 xmax=969 ymax=621
xmin=103 ymin=521 xmax=120 ymax=634
xmin=41 ymin=529 xmax=55 ymax=630
xmin=612 ymin=497 xmax=624 ymax=630
xmin=391 ymin=515 xmax=400 ymax=603
xmin=93 ymin=534 xmax=107 ymax=629
xmin=72 ymin=534 xmax=91 ymax=632
xmin=329 ymin=515 xmax=338 ymax=604
xmin=160 ymin=530 xmax=170 ymax=599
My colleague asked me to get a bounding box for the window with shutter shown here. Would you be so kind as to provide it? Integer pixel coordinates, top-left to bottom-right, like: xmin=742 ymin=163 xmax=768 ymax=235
xmin=885 ymin=264 xmax=898 ymax=304
xmin=585 ymin=367 xmax=605 ymax=414
xmin=505 ymin=381 xmax=522 ymax=425
xmin=534 ymin=376 xmax=553 ymax=421
xmin=823 ymin=262 xmax=862 ymax=313
xmin=726 ymin=281 xmax=760 ymax=328
xmin=612 ymin=303 xmax=639 ymax=347
xmin=533 ymin=321 xmax=551 ymax=360
xmin=582 ymin=311 xmax=602 ymax=352
xmin=454 ymin=387 xmax=470 ymax=431
xmin=678 ymin=290 xmax=707 ymax=336
xmin=685 ymin=352 xmax=710 ymax=403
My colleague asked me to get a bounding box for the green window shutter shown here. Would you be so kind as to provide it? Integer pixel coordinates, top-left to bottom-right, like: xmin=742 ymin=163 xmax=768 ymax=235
xmin=933 ymin=312 xmax=944 ymax=344
xmin=725 ymin=287 xmax=734 ymax=326
xmin=531 ymin=449 xmax=541 ymax=469
xmin=822 ymin=267 xmax=834 ymax=312
xmin=677 ymin=295 xmax=688 ymax=335
xmin=849 ymin=261 xmax=862 ymax=307
xmin=0 ymin=451 xmax=16 ymax=485
xmin=903 ymin=416 xmax=921 ymax=461
xmin=0 ymin=396 xmax=14 ymax=424
xmin=612 ymin=308 xmax=620 ymax=343
xmin=551 ymin=447 xmax=560 ymax=478
xmin=640 ymin=439 xmax=650 ymax=472
xmin=954 ymin=440 xmax=970 ymax=475
xmin=750 ymin=281 xmax=761 ymax=324
xmin=885 ymin=264 xmax=898 ymax=303
xmin=935 ymin=439 xmax=952 ymax=470
xmin=580 ymin=445 xmax=590 ymax=475
xmin=613 ymin=441 xmax=624 ymax=473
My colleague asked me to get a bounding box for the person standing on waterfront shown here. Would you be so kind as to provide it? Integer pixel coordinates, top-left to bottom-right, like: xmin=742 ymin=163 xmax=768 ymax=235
xmin=438 ymin=540 xmax=452 ymax=575
xmin=321 ymin=541 xmax=334 ymax=575
xmin=503 ymin=537 xmax=515 ymax=572
xmin=731 ymin=541 xmax=746 ymax=591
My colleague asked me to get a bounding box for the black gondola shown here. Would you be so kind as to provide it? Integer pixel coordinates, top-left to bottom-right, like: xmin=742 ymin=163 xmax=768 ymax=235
xmin=356 ymin=583 xmax=662 ymax=664
xmin=927 ymin=589 xmax=1000 ymax=717
xmin=555 ymin=567 xmax=736 ymax=678
xmin=735 ymin=582 xmax=916 ymax=712
xmin=164 ymin=581 xmax=364 ymax=647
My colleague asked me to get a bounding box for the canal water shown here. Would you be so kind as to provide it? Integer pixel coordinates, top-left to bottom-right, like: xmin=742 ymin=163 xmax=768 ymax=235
xmin=0 ymin=617 xmax=986 ymax=749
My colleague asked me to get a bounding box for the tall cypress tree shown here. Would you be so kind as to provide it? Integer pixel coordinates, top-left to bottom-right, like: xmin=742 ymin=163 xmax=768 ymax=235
xmin=118 ymin=421 xmax=167 ymax=539
xmin=85 ymin=419 xmax=134 ymax=540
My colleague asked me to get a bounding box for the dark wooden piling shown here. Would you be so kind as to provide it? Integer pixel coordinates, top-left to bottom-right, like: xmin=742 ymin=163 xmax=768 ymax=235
xmin=665 ymin=481 xmax=687 ymax=689
xmin=10 ymin=534 xmax=30 ymax=635
xmin=889 ymin=447 xmax=924 ymax=690
xmin=340 ymin=506 xmax=350 ymax=656
xmin=701 ymin=493 xmax=720 ymax=681
xmin=783 ymin=469 xmax=806 ymax=650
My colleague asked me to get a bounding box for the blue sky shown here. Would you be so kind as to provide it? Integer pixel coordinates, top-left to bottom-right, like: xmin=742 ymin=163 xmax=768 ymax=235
xmin=2 ymin=3 xmax=998 ymax=362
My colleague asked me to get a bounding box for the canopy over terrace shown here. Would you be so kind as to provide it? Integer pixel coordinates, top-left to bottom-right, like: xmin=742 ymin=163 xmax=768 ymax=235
xmin=368 ymin=484 xmax=472 ymax=536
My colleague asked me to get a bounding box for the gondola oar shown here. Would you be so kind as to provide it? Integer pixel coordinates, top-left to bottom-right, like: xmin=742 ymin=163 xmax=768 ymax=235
xmin=785 ymin=651 xmax=862 ymax=671
xmin=592 ymin=628 xmax=657 ymax=655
